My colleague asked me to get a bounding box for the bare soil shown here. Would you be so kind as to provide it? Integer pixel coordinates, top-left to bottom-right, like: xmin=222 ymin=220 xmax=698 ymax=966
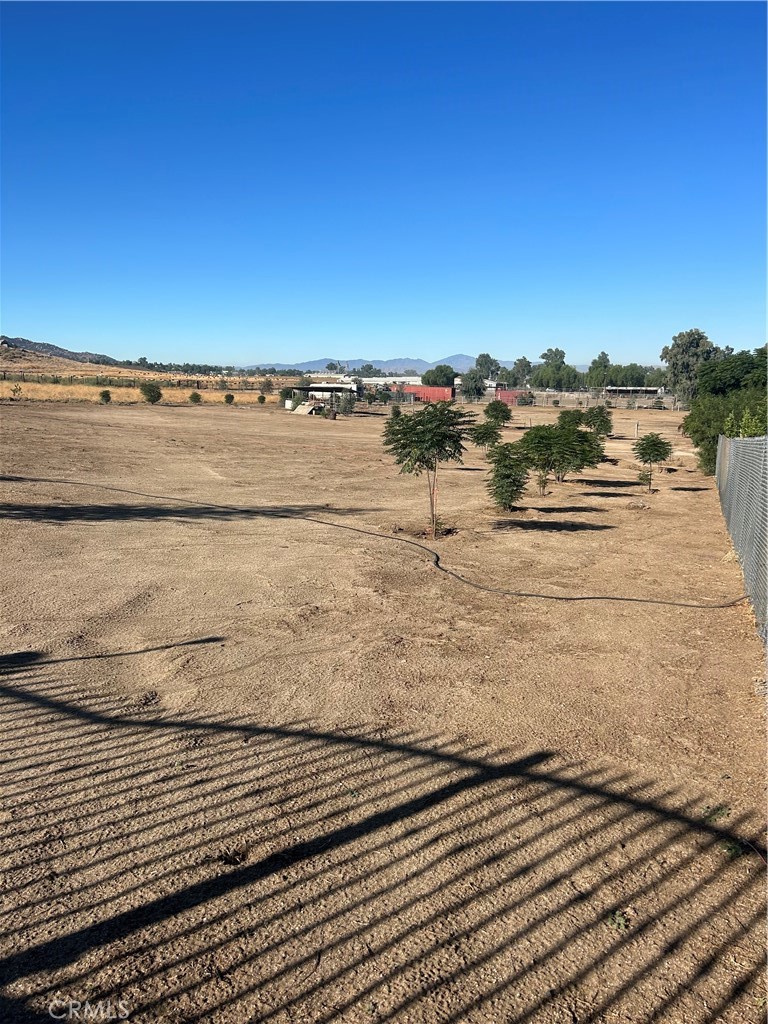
xmin=0 ymin=401 xmax=765 ymax=1023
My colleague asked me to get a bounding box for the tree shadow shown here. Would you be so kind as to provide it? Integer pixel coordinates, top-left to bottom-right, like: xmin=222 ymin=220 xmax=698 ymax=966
xmin=580 ymin=491 xmax=638 ymax=499
xmin=572 ymin=479 xmax=638 ymax=488
xmin=671 ymin=487 xmax=711 ymax=493
xmin=0 ymin=647 xmax=763 ymax=1022
xmin=492 ymin=519 xmax=615 ymax=532
xmin=0 ymin=503 xmax=379 ymax=524
xmin=524 ymin=506 xmax=602 ymax=514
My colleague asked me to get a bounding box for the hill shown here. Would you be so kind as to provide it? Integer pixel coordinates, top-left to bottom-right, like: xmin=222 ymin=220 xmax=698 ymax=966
xmin=1 ymin=335 xmax=121 ymax=365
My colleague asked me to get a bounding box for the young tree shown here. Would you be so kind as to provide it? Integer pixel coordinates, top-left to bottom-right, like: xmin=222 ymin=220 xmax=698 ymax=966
xmin=99 ymin=389 xmax=111 ymax=404
xmin=487 ymin=443 xmax=529 ymax=511
xmin=389 ymin=403 xmax=402 ymax=419
xmin=189 ymin=391 xmax=202 ymax=404
xmin=139 ymin=381 xmax=162 ymax=404
xmin=633 ymin=433 xmax=673 ymax=492
xmin=459 ymin=368 xmax=486 ymax=401
xmin=257 ymin=394 xmax=266 ymax=405
xmin=582 ymin=404 xmax=613 ymax=437
xmin=224 ymin=393 xmax=235 ymax=404
xmin=421 ymin=364 xmax=457 ymax=386
xmin=382 ymin=401 xmax=476 ymax=537
xmin=260 ymin=378 xmax=274 ymax=394
xmin=520 ymin=424 xmax=604 ymax=488
xmin=469 ymin=420 xmax=502 ymax=452
xmin=484 ymin=399 xmax=512 ymax=426
xmin=557 ymin=408 xmax=584 ymax=429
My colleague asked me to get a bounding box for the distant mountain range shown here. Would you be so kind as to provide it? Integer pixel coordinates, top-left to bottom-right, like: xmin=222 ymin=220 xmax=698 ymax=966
xmin=1 ymin=336 xmax=592 ymax=373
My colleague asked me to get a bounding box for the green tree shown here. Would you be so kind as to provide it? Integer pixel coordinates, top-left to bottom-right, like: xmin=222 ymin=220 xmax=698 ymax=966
xmin=520 ymin=424 xmax=604 ymax=488
xmin=139 ymin=381 xmax=162 ymax=404
xmin=260 ymin=378 xmax=274 ymax=394
xmin=484 ymin=399 xmax=512 ymax=426
xmin=224 ymin=393 xmax=235 ymax=405
xmin=475 ymin=353 xmax=501 ymax=379
xmin=582 ymin=405 xmax=613 ymax=437
xmin=738 ymin=407 xmax=765 ymax=437
xmin=684 ymin=388 xmax=766 ymax=472
xmin=557 ymin=409 xmax=584 ymax=429
xmin=278 ymin=386 xmax=293 ymax=402
xmin=513 ymin=356 xmax=532 ymax=382
xmin=469 ymin=421 xmax=502 ymax=451
xmin=540 ymin=347 xmax=566 ymax=366
xmin=99 ymin=389 xmax=111 ymax=404
xmin=389 ymin=403 xmax=401 ymax=419
xmin=697 ymin=347 xmax=766 ymax=396
xmin=189 ymin=391 xmax=202 ymax=404
xmin=633 ymin=433 xmax=673 ymax=492
xmin=257 ymin=394 xmax=266 ymax=405
xmin=339 ymin=392 xmax=356 ymax=415
xmin=382 ymin=401 xmax=476 ymax=537
xmin=487 ymin=443 xmax=529 ymax=511
xmin=421 ymin=364 xmax=457 ymax=387
xmin=459 ymin=368 xmax=486 ymax=401
xmin=660 ymin=328 xmax=723 ymax=400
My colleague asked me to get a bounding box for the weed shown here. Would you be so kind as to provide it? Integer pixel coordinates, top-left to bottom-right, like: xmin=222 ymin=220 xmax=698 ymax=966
xmin=607 ymin=910 xmax=630 ymax=933
xmin=702 ymin=804 xmax=730 ymax=824
xmin=720 ymin=839 xmax=745 ymax=860
xmin=99 ymin=389 xmax=112 ymax=404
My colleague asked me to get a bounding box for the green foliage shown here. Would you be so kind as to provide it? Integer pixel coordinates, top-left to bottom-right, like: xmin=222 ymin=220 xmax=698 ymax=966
xmin=469 ymin=421 xmax=502 ymax=451
xmin=139 ymin=381 xmax=162 ymax=404
xmin=338 ymin=392 xmax=356 ymax=415
xmin=389 ymin=403 xmax=402 ymax=419
xmin=697 ymin=347 xmax=766 ymax=396
xmin=99 ymin=389 xmax=111 ymax=404
xmin=421 ymin=364 xmax=457 ymax=386
xmin=486 ymin=443 xmax=529 ymax=510
xmin=484 ymin=399 xmax=512 ymax=426
xmin=188 ymin=391 xmax=202 ymax=404
xmin=683 ymin=389 xmax=766 ymax=473
xmin=459 ymin=368 xmax=486 ymax=401
xmin=540 ymin=347 xmax=566 ymax=366
xmin=382 ymin=401 xmax=476 ymax=537
xmin=738 ymin=407 xmax=764 ymax=437
xmin=583 ymin=405 xmax=613 ymax=437
xmin=529 ymin=361 xmax=584 ymax=391
xmin=660 ymin=328 xmax=725 ymax=400
xmin=557 ymin=409 xmax=583 ymax=429
xmin=259 ymin=378 xmax=274 ymax=394
xmin=257 ymin=394 xmax=266 ymax=404
xmin=278 ymin=387 xmax=293 ymax=402
xmin=365 ymin=392 xmax=375 ymax=405
xmin=632 ymin=433 xmax=673 ymax=491
xmin=519 ymin=424 xmax=604 ymax=485
xmin=475 ymin=353 xmax=500 ymax=379
xmin=516 ymin=391 xmax=534 ymax=407
xmin=224 ymin=393 xmax=235 ymax=404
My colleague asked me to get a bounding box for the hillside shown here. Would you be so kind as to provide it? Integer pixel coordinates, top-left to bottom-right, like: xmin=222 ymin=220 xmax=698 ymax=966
xmin=0 ymin=335 xmax=121 ymax=365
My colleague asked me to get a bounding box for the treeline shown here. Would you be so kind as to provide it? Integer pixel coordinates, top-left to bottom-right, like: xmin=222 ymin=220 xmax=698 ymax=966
xmin=683 ymin=346 xmax=766 ymax=473
xmin=422 ymin=348 xmax=667 ymax=391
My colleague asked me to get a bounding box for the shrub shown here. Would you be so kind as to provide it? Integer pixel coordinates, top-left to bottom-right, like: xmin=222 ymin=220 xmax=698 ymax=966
xmin=517 ymin=391 xmax=534 ymax=407
xmin=139 ymin=381 xmax=162 ymax=404
xmin=257 ymin=394 xmax=266 ymax=404
xmin=551 ymin=399 xmax=560 ymax=407
xmin=224 ymin=393 xmax=235 ymax=405
xmin=487 ymin=443 xmax=529 ymax=510
xmin=278 ymin=387 xmax=293 ymax=402
xmin=484 ymin=399 xmax=512 ymax=426
xmin=390 ymin=404 xmax=402 ymax=419
xmin=583 ymin=405 xmax=613 ymax=437
xmin=651 ymin=398 xmax=664 ymax=410
xmin=99 ymin=389 xmax=112 ymax=404
xmin=557 ymin=409 xmax=584 ymax=429
xmin=189 ymin=391 xmax=202 ymax=404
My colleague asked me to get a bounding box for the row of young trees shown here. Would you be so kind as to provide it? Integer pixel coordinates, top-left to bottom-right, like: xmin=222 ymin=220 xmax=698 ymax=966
xmin=383 ymin=400 xmax=671 ymax=536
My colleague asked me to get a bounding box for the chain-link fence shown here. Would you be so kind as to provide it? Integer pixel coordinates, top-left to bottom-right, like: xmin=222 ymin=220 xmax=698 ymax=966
xmin=716 ymin=435 xmax=767 ymax=641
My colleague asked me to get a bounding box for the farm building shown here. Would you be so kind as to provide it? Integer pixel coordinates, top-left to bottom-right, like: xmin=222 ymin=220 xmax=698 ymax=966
xmin=495 ymin=388 xmax=529 ymax=406
xmin=291 ymin=382 xmax=361 ymax=401
xmin=401 ymin=384 xmax=455 ymax=402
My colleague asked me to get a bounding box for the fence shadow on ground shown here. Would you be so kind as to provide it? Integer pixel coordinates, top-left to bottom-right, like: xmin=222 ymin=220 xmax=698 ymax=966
xmin=0 ymin=645 xmax=764 ymax=1023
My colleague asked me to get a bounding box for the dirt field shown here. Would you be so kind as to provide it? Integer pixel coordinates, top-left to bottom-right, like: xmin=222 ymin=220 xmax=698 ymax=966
xmin=1 ymin=401 xmax=765 ymax=1023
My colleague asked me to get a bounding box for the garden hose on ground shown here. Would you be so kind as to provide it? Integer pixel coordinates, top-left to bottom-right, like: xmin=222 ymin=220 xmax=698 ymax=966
xmin=2 ymin=475 xmax=750 ymax=611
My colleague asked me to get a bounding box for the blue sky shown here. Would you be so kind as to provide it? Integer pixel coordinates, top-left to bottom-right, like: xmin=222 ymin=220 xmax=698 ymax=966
xmin=1 ymin=2 xmax=765 ymax=366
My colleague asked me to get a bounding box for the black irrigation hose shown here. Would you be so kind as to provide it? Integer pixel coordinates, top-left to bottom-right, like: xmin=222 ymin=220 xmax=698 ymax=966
xmin=2 ymin=474 xmax=750 ymax=611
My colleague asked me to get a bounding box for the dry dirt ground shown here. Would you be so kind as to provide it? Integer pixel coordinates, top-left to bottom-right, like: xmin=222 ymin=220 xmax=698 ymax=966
xmin=0 ymin=401 xmax=765 ymax=1024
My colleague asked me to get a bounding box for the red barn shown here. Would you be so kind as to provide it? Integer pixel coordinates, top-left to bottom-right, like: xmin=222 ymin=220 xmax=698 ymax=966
xmin=402 ymin=385 xmax=455 ymax=402
xmin=495 ymin=389 xmax=527 ymax=406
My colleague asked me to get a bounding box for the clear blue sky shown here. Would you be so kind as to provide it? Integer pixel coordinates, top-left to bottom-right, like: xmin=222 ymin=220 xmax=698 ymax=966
xmin=1 ymin=2 xmax=765 ymax=367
